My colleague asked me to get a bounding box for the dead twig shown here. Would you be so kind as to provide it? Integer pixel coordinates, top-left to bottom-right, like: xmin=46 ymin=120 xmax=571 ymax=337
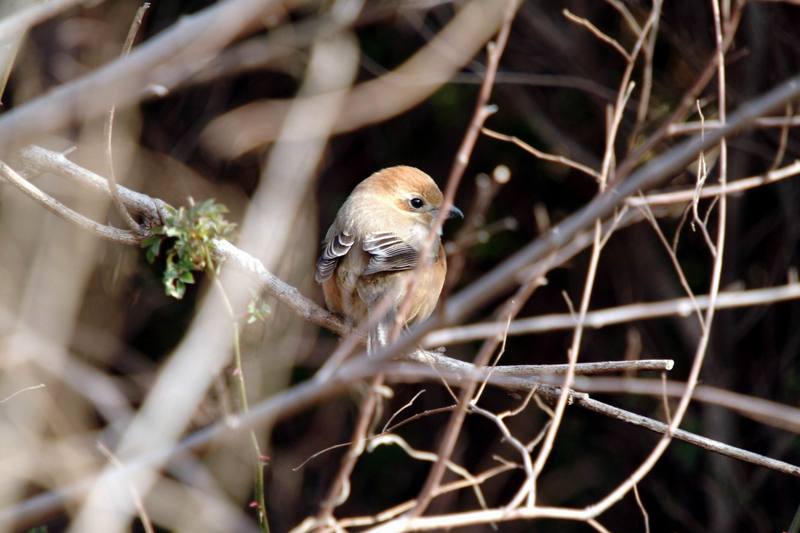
xmin=104 ymin=2 xmax=150 ymax=234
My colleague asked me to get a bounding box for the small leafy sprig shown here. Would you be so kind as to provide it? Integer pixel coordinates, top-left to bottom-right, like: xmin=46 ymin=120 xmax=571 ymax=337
xmin=142 ymin=198 xmax=235 ymax=299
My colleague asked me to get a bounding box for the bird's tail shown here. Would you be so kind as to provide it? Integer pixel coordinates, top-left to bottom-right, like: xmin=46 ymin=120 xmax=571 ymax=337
xmin=366 ymin=308 xmax=396 ymax=356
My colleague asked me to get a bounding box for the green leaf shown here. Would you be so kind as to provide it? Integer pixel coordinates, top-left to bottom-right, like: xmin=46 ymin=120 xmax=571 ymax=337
xmin=144 ymin=198 xmax=235 ymax=300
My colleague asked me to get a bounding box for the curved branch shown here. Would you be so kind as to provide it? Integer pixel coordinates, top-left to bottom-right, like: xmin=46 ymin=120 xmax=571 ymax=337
xmin=0 ymin=160 xmax=139 ymax=244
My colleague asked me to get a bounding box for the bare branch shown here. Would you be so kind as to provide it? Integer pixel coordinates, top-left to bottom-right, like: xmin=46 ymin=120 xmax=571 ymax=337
xmin=563 ymin=8 xmax=632 ymax=62
xmin=200 ymin=0 xmax=511 ymax=157
xmin=104 ymin=2 xmax=150 ymax=234
xmin=570 ymin=377 xmax=800 ymax=434
xmin=443 ymin=72 xmax=800 ymax=329
xmin=0 ymin=0 xmax=288 ymax=157
xmin=0 ymin=160 xmax=139 ymax=244
xmin=628 ymin=160 xmax=800 ymax=206
xmin=482 ymin=127 xmax=602 ymax=180
xmin=667 ymin=115 xmax=800 ymax=135
xmin=407 ymin=0 xmax=522 ymax=516
xmin=427 ymin=282 xmax=800 ymax=345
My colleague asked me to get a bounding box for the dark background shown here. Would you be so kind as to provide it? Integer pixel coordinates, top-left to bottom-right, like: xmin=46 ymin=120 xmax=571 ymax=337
xmin=10 ymin=1 xmax=800 ymax=531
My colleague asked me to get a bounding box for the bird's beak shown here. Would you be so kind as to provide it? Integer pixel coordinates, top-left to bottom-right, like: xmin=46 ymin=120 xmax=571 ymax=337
xmin=447 ymin=205 xmax=464 ymax=219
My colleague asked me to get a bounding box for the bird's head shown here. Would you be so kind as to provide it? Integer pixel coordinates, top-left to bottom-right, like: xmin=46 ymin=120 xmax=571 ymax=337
xmin=358 ymin=166 xmax=463 ymax=230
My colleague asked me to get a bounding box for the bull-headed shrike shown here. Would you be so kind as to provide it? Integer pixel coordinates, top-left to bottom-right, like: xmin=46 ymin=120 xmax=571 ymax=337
xmin=316 ymin=166 xmax=462 ymax=353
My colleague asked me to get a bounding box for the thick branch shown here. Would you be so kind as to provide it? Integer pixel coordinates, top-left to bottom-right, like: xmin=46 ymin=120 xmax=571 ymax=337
xmin=0 ymin=0 xmax=288 ymax=157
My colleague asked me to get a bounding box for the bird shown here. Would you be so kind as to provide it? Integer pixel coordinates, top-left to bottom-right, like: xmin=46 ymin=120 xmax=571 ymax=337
xmin=315 ymin=166 xmax=463 ymax=353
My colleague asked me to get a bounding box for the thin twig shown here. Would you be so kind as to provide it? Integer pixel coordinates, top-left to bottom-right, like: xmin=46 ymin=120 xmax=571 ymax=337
xmin=603 ymin=0 xmax=641 ymax=35
xmin=104 ymin=2 xmax=150 ymax=233
xmin=631 ymin=0 xmax=663 ymax=143
xmin=482 ymin=127 xmax=602 ymax=180
xmin=317 ymin=375 xmax=384 ymax=521
xmin=667 ymin=115 xmax=800 ymax=135
xmin=406 ymin=1 xmax=522 ymax=515
xmin=0 ymin=383 xmax=46 ymax=404
xmin=769 ymin=103 xmax=793 ymax=170
xmin=563 ymin=9 xmax=632 ymax=62
xmin=637 ymin=202 xmax=706 ymax=329
xmin=633 ymin=484 xmax=650 ymax=533
xmin=96 ymin=442 xmax=156 ymax=533
xmin=445 ymin=166 xmax=512 ymax=291
xmin=469 ymin=401 xmax=535 ymax=508
xmin=213 ymin=278 xmax=269 ymax=532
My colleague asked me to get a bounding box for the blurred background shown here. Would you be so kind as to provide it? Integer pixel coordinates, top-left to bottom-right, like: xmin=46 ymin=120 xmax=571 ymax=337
xmin=1 ymin=0 xmax=800 ymax=531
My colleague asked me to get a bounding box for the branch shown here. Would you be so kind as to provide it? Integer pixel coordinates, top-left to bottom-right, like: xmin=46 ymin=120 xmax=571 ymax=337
xmin=200 ymin=0 xmax=510 ymax=157
xmin=0 ymin=160 xmax=139 ymax=244
xmin=104 ymin=2 xmax=150 ymax=234
xmin=570 ymin=377 xmax=800 ymax=434
xmin=627 ymin=160 xmax=800 ymax=206
xmin=405 ymin=351 xmax=673 ymax=381
xmin=0 ymin=0 xmax=288 ymax=157
xmin=426 ymin=282 xmax=800 ymax=345
xmin=212 ymin=240 xmax=351 ymax=336
xmin=16 ymin=145 xmax=351 ymax=337
xmin=7 ymin=68 xmax=800 ymax=526
xmin=562 ymin=8 xmax=632 ymax=62
xmin=19 ymin=145 xmax=169 ymax=223
xmin=441 ymin=72 xmax=800 ymax=329
xmin=667 ymin=115 xmax=800 ymax=135
xmin=6 ymin=346 xmax=798 ymax=530
xmin=481 ymin=127 xmax=602 ymax=181
xmin=574 ymin=396 xmax=800 ymax=477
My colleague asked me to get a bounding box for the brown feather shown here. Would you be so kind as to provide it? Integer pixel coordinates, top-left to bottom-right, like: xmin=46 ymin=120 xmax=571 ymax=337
xmin=316 ymin=166 xmax=456 ymax=350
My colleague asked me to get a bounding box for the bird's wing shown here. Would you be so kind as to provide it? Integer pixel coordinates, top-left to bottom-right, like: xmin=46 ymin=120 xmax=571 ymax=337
xmin=315 ymin=230 xmax=354 ymax=283
xmin=362 ymin=232 xmax=419 ymax=275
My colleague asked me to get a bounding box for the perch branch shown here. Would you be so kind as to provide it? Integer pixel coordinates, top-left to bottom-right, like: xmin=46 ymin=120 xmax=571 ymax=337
xmin=0 ymin=160 xmax=139 ymax=244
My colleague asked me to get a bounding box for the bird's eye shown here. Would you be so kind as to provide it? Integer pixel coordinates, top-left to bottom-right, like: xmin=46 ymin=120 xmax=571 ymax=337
xmin=409 ymin=197 xmax=425 ymax=209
